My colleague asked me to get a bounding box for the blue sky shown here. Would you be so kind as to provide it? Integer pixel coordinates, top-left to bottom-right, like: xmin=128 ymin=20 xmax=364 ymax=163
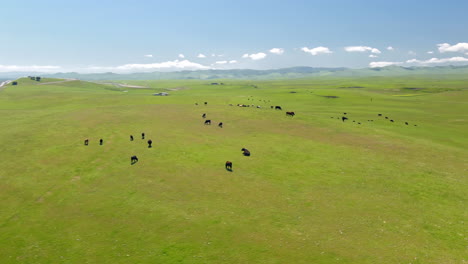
xmin=1 ymin=0 xmax=468 ymax=72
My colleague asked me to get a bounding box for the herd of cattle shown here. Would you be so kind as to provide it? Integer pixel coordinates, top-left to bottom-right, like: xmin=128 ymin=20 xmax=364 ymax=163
xmin=83 ymin=98 xmax=416 ymax=169
xmin=195 ymin=100 xmax=296 ymax=171
xmin=84 ymin=132 xmax=153 ymax=165
xmin=336 ymin=113 xmax=417 ymax=126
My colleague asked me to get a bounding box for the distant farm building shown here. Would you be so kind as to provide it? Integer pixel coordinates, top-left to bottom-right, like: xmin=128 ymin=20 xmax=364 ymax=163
xmin=153 ymin=92 xmax=169 ymax=96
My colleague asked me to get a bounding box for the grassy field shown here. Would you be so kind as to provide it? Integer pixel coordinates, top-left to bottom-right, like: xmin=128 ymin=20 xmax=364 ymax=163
xmin=0 ymin=76 xmax=466 ymax=263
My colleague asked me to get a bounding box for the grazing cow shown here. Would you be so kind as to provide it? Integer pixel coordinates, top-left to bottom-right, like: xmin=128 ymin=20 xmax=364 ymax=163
xmin=271 ymin=106 xmax=274 ymax=109
xmin=385 ymin=117 xmax=389 ymax=119
xmin=218 ymin=122 xmax=223 ymax=128
xmin=130 ymin=135 xmax=134 ymax=141
xmin=99 ymin=139 xmax=103 ymax=145
xmin=131 ymin=155 xmax=139 ymax=164
xmin=204 ymin=102 xmax=208 ymax=105
xmin=84 ymin=139 xmax=89 ymax=146
xmin=286 ymin=111 xmax=295 ymax=117
xmin=225 ymin=161 xmax=232 ymax=170
xmin=257 ymin=106 xmax=261 ymax=108
xmin=142 ymin=133 xmax=145 ymax=139
xmin=195 ymin=103 xmax=198 ymax=105
xmin=358 ymin=122 xmax=361 ymax=124
xmin=390 ymin=120 xmax=394 ymax=122
xmin=405 ymin=122 xmax=408 ymax=125
xmin=148 ymin=139 xmax=153 ymax=148
xmin=378 ymin=114 xmax=382 ymax=116
xmin=204 ymin=120 xmax=211 ymax=125
xmin=241 ymin=148 xmax=250 ymax=156
xmin=202 ymin=113 xmax=206 ymax=118
xmin=275 ymin=106 xmax=282 ymax=110
xmin=342 ymin=117 xmax=348 ymax=122
xmin=343 ymin=112 xmax=347 ymax=115
xmin=353 ymin=120 xmax=355 ymax=122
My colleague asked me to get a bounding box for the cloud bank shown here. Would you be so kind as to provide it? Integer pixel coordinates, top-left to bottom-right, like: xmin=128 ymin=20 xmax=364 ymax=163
xmin=406 ymin=57 xmax=468 ymax=64
xmin=88 ymin=60 xmax=210 ymax=72
xmin=369 ymin=61 xmax=400 ymax=68
xmin=0 ymin=65 xmax=62 ymax=72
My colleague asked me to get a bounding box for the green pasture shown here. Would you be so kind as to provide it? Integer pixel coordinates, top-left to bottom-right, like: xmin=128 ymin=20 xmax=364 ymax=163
xmin=0 ymin=76 xmax=466 ymax=263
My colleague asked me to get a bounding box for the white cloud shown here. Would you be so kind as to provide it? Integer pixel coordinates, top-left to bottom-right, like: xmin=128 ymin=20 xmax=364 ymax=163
xmin=0 ymin=65 xmax=62 ymax=72
xmin=369 ymin=61 xmax=401 ymax=68
xmin=215 ymin=61 xmax=228 ymax=64
xmin=178 ymin=54 xmax=185 ymax=58
xmin=427 ymin=51 xmax=434 ymax=54
xmin=242 ymin=52 xmax=267 ymax=60
xmin=438 ymin=43 xmax=468 ymax=53
xmin=269 ymin=48 xmax=284 ymax=55
xmin=301 ymin=46 xmax=333 ymax=55
xmin=406 ymin=56 xmax=468 ymax=65
xmin=369 ymin=54 xmax=378 ymax=58
xmin=387 ymin=46 xmax=394 ymax=51
xmin=408 ymin=51 xmax=416 ymax=55
xmin=144 ymin=54 xmax=153 ymax=58
xmin=345 ymin=46 xmax=381 ymax=54
xmin=229 ymin=60 xmax=237 ymax=64
xmin=197 ymin=53 xmax=206 ymax=58
xmin=88 ymin=60 xmax=210 ymax=73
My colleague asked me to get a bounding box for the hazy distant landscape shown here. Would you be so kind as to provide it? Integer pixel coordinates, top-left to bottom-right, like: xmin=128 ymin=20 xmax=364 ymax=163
xmin=1 ymin=65 xmax=468 ymax=81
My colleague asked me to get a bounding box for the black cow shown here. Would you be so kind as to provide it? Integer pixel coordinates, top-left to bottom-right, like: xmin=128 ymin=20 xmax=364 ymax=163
xmin=131 ymin=155 xmax=139 ymax=164
xmin=148 ymin=139 xmax=153 ymax=148
xmin=342 ymin=116 xmax=348 ymax=122
xmin=99 ymin=139 xmax=103 ymax=145
xmin=241 ymin=148 xmax=250 ymax=156
xmin=218 ymin=122 xmax=223 ymax=128
xmin=378 ymin=114 xmax=382 ymax=116
xmin=130 ymin=135 xmax=134 ymax=141
xmin=405 ymin=122 xmax=408 ymax=125
xmin=225 ymin=161 xmax=232 ymax=171
xmin=204 ymin=120 xmax=211 ymax=125
xmin=390 ymin=120 xmax=394 ymax=122
xmin=202 ymin=113 xmax=206 ymax=118
xmin=343 ymin=112 xmax=347 ymax=115
xmin=142 ymin=133 xmax=145 ymax=139
xmin=204 ymin=102 xmax=208 ymax=105
xmin=270 ymin=106 xmax=274 ymax=109
xmin=275 ymin=106 xmax=282 ymax=110
xmin=84 ymin=139 xmax=89 ymax=146
xmin=385 ymin=117 xmax=389 ymax=119
xmin=286 ymin=111 xmax=295 ymax=117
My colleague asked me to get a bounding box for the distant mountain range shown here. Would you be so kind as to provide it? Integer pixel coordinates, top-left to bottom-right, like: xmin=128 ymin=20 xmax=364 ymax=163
xmin=2 ymin=65 xmax=468 ymax=80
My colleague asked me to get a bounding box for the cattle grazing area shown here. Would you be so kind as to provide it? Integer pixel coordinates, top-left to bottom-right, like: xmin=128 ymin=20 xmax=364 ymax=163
xmin=0 ymin=76 xmax=467 ymax=264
